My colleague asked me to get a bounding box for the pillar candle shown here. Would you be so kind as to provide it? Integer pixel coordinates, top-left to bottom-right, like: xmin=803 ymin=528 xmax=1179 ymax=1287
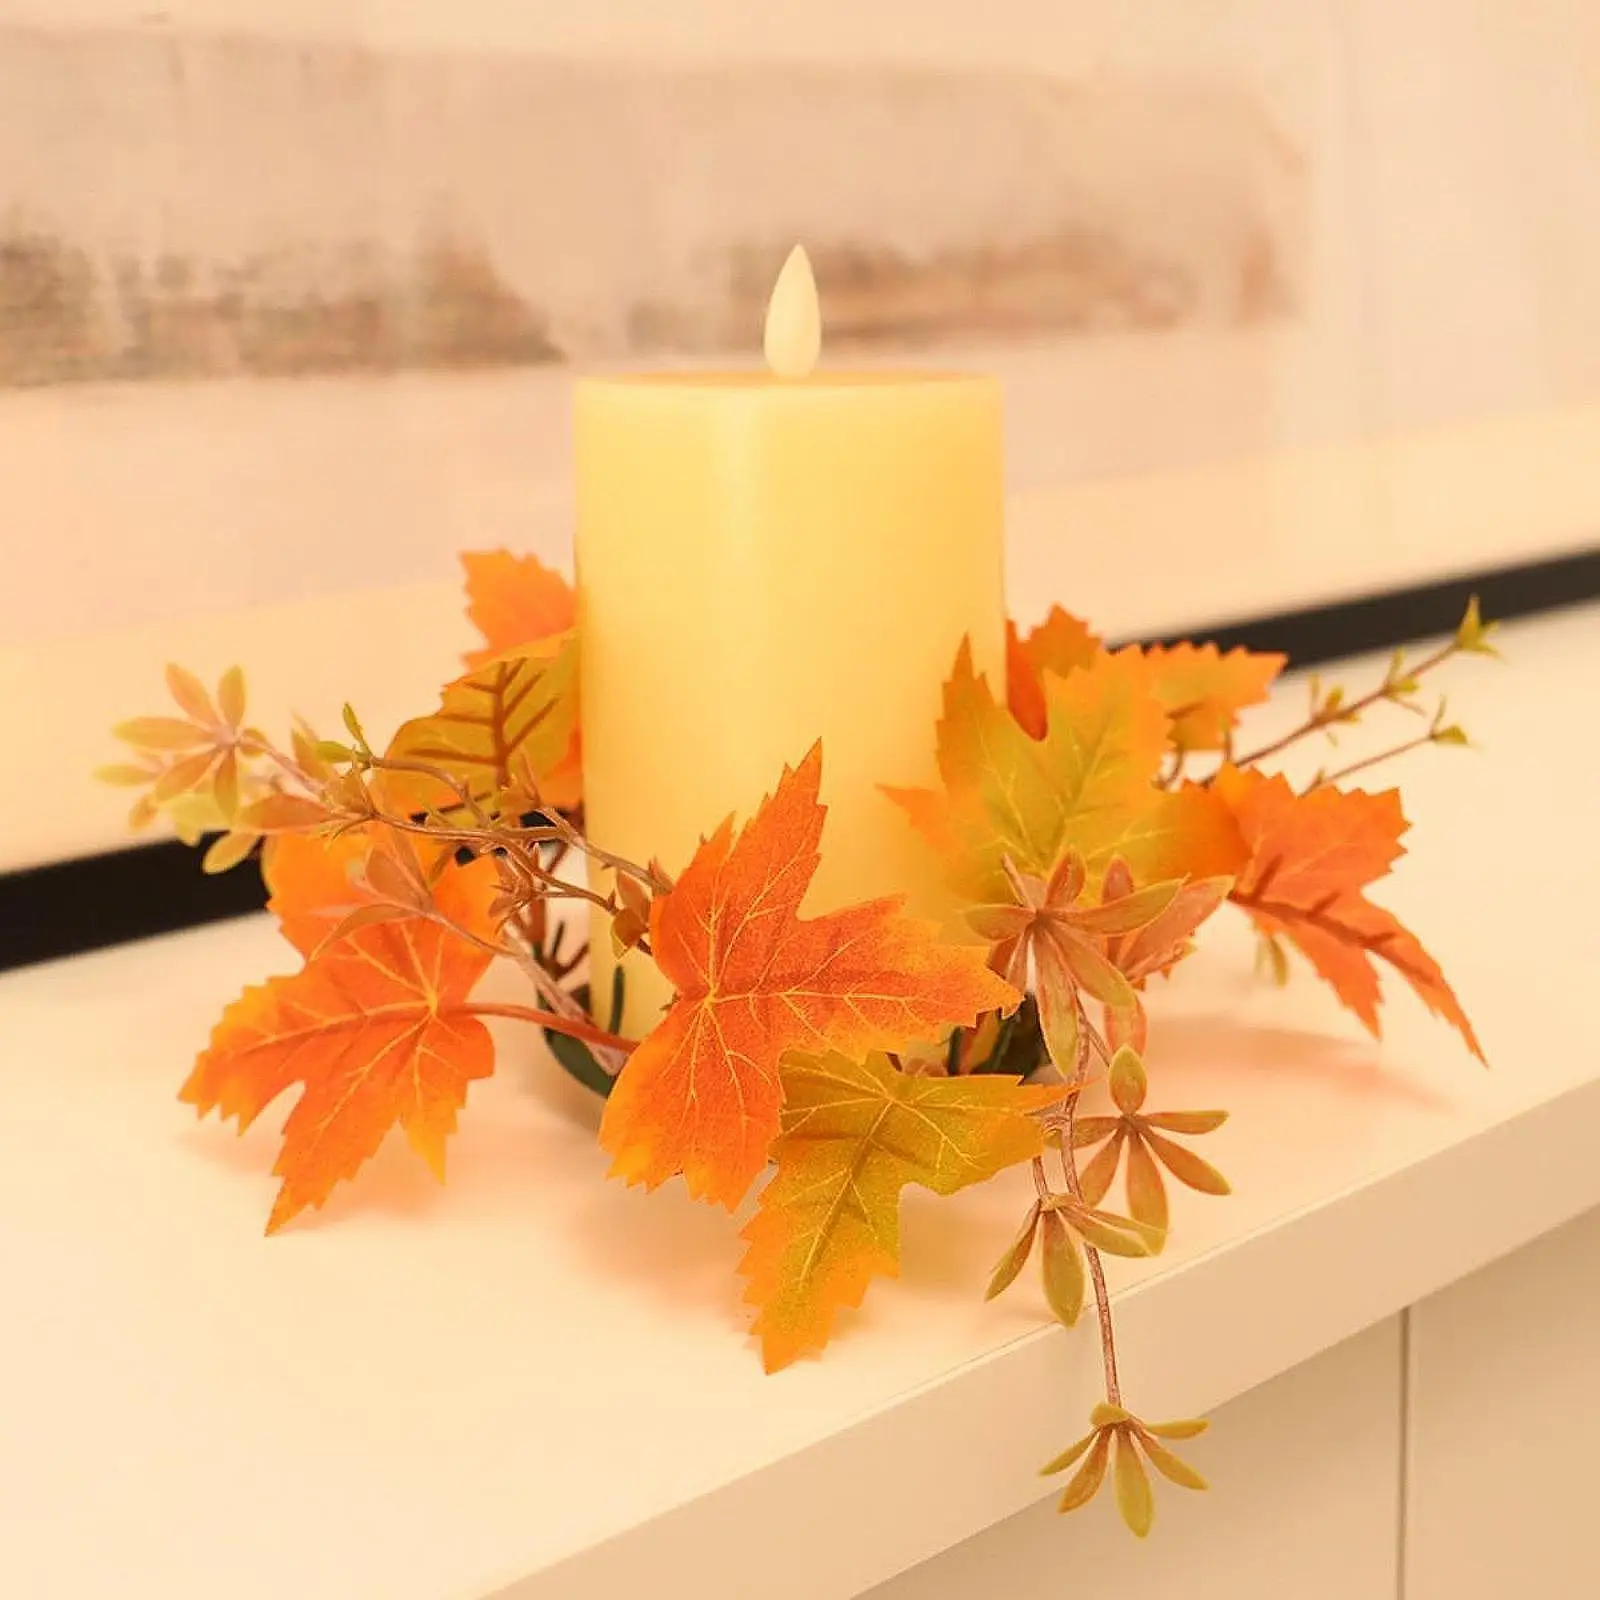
xmin=575 ymin=247 xmax=1005 ymax=1035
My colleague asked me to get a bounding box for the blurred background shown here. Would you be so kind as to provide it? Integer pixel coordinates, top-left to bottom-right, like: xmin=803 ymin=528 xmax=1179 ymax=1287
xmin=2 ymin=0 xmax=1598 ymax=870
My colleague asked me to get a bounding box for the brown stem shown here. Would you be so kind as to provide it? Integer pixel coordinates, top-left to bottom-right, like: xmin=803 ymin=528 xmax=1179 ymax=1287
xmin=352 ymin=806 xmax=619 ymax=916
xmin=1307 ymin=732 xmax=1437 ymax=790
xmin=328 ymin=804 xmax=506 ymax=853
xmin=464 ymin=1001 xmax=632 ymax=1056
xmin=513 ymin=867 xmax=618 ymax=916
xmin=500 ymin=928 xmax=596 ymax=1027
xmin=354 ymin=750 xmax=666 ymax=905
xmin=1221 ymin=639 xmax=1458 ymax=775
xmin=426 ymin=915 xmax=579 ymax=1021
xmin=427 ymin=896 xmax=599 ymax=1039
xmin=241 ymin=737 xmax=323 ymax=796
xmin=1031 ymin=1153 xmax=1053 ymax=1203
xmin=1079 ymin=1011 xmax=1114 ymax=1070
xmin=496 ymin=912 xmax=635 ymax=1074
xmin=1060 ymin=1002 xmax=1123 ymax=1407
xmin=366 ymin=752 xmax=496 ymax=830
xmin=544 ymin=805 xmax=673 ymax=896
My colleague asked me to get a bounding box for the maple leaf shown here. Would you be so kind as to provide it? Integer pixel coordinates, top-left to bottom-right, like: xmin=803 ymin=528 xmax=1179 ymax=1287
xmin=179 ymin=892 xmax=502 ymax=1233
xmin=458 ymin=552 xmax=583 ymax=808
xmin=1214 ymin=766 xmax=1483 ymax=1061
xmin=889 ymin=642 xmax=1244 ymax=903
xmin=740 ymin=1053 xmax=1066 ymax=1370
xmin=1007 ymin=607 xmax=1101 ymax=738
xmin=380 ymin=636 xmax=580 ymax=818
xmin=598 ymin=745 xmax=1020 ymax=1208
xmin=1140 ymin=642 xmax=1286 ymax=753
xmin=263 ymin=826 xmax=499 ymax=958
xmin=461 ymin=549 xmax=577 ymax=669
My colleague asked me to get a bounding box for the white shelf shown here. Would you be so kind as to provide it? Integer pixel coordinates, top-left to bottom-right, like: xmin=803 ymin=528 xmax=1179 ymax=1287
xmin=1 ymin=603 xmax=1596 ymax=1599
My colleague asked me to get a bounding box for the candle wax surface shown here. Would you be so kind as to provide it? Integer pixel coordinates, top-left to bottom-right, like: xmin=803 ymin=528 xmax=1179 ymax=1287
xmin=575 ymin=368 xmax=1006 ymax=1036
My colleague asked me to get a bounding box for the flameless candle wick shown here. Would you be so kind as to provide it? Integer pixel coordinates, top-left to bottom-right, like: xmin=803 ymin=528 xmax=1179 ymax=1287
xmin=763 ymin=245 xmax=822 ymax=379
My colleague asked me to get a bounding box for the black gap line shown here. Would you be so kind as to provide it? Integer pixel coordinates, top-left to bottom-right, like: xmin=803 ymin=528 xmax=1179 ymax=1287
xmin=1120 ymin=545 xmax=1598 ymax=663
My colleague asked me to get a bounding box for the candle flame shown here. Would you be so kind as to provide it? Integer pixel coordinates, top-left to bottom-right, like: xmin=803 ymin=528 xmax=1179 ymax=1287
xmin=763 ymin=245 xmax=821 ymax=379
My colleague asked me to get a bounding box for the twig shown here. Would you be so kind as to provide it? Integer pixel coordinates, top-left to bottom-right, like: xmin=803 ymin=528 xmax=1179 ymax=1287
xmin=366 ymin=752 xmax=497 ymax=830
xmin=500 ymin=927 xmax=598 ymax=1027
xmin=239 ymin=736 xmax=324 ymax=797
xmin=544 ymin=805 xmax=673 ymax=896
xmin=1307 ymin=732 xmax=1437 ymax=790
xmin=351 ymin=805 xmax=621 ymax=915
xmin=1031 ymin=1153 xmax=1053 ymax=1203
xmin=1060 ymin=999 xmax=1122 ymax=1406
xmin=463 ymin=1001 xmax=632 ymax=1056
xmin=362 ymin=753 xmax=667 ymax=906
xmin=1079 ymin=1010 xmax=1114 ymax=1071
xmin=1221 ymin=638 xmax=1458 ymax=775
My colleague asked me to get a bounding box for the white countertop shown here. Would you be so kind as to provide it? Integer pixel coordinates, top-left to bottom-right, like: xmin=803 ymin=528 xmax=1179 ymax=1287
xmin=2 ymin=602 xmax=1598 ymax=1599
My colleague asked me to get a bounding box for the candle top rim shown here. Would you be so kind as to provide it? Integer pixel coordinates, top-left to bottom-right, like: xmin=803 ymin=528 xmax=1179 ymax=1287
xmin=576 ymin=369 xmax=993 ymax=392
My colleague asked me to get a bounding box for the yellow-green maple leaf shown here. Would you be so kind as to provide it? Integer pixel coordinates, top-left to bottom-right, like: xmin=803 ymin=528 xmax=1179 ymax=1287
xmin=379 ymin=637 xmax=578 ymax=818
xmin=739 ymin=1053 xmax=1066 ymax=1370
xmin=888 ymin=643 xmax=1244 ymax=900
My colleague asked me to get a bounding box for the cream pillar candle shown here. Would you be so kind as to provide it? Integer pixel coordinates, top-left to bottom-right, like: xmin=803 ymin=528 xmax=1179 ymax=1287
xmin=576 ymin=247 xmax=1005 ymax=1035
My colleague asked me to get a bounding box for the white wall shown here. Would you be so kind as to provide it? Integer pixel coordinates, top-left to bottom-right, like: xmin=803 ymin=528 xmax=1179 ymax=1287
xmin=1348 ymin=0 xmax=1600 ymax=433
xmin=0 ymin=1 xmax=1364 ymax=73
xmin=2 ymin=0 xmax=1598 ymax=869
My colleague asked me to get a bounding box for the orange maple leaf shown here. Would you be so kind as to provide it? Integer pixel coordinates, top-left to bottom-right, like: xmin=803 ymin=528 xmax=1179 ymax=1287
xmin=1007 ymin=607 xmax=1102 ymax=738
xmin=1214 ymin=766 xmax=1483 ymax=1061
xmin=1141 ymin=642 xmax=1286 ymax=752
xmin=263 ymin=827 xmax=498 ymax=958
xmin=598 ymin=745 xmax=1021 ymax=1208
xmin=890 ymin=643 xmax=1244 ymax=903
xmin=741 ymin=1053 xmax=1067 ymax=1370
xmin=461 ymin=549 xmax=576 ymax=669
xmin=180 ymin=898 xmax=501 ymax=1234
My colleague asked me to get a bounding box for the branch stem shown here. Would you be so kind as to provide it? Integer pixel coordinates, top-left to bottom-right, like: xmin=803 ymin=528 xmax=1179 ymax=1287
xmin=1061 ymin=1001 xmax=1122 ymax=1407
xmin=1223 ymin=639 xmax=1457 ymax=774
xmin=1308 ymin=732 xmax=1438 ymax=790
xmin=240 ymin=737 xmax=323 ymax=796
xmin=464 ymin=1001 xmax=633 ymax=1055
xmin=1031 ymin=1154 xmax=1052 ymax=1203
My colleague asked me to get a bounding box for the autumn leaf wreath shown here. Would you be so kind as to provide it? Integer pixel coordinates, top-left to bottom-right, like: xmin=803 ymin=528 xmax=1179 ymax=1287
xmin=102 ymin=550 xmax=1495 ymax=1535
